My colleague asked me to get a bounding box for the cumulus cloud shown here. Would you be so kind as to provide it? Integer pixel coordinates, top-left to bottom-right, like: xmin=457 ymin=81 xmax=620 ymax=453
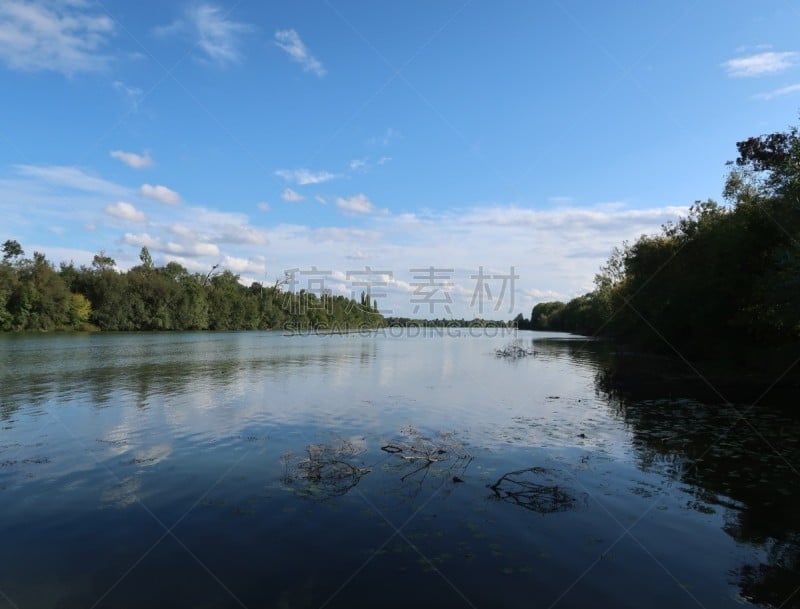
xmin=0 ymin=0 xmax=114 ymax=75
xmin=274 ymin=29 xmax=325 ymax=76
xmin=166 ymin=241 xmax=220 ymax=257
xmin=123 ymin=232 xmax=161 ymax=249
xmin=221 ymin=254 xmax=266 ymax=275
xmin=335 ymin=194 xmax=386 ymax=215
xmin=281 ymin=188 xmax=305 ymax=202
xmin=124 ymin=232 xmax=219 ymax=257
xmin=186 ymin=208 xmax=269 ymax=245
xmin=140 ymin=184 xmax=181 ymax=205
xmin=110 ymin=150 xmax=154 ymax=169
xmin=154 ymin=3 xmax=251 ymax=66
xmin=106 ymin=202 xmax=146 ymax=223
xmin=722 ymin=51 xmax=798 ymax=77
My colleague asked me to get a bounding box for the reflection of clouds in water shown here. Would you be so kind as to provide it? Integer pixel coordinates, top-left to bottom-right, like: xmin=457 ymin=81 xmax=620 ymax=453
xmin=101 ymin=475 xmax=141 ymax=509
xmin=8 ymin=333 xmax=635 ymax=479
xmin=98 ymin=445 xmax=171 ymax=508
xmin=131 ymin=443 xmax=172 ymax=467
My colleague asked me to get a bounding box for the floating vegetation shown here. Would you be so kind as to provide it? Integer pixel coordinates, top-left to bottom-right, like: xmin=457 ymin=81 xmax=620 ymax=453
xmin=488 ymin=467 xmax=577 ymax=514
xmin=381 ymin=427 xmax=472 ymax=482
xmin=282 ymin=437 xmax=371 ymax=499
xmin=495 ymin=342 xmax=535 ymax=359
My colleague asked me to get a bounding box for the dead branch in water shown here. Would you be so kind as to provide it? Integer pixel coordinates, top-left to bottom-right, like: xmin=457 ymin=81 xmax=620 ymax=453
xmin=381 ymin=427 xmax=472 ymax=482
xmin=282 ymin=437 xmax=371 ymax=498
xmin=495 ymin=342 xmax=535 ymax=359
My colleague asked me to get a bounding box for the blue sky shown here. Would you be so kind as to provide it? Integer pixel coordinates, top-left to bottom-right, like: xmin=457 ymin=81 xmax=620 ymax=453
xmin=1 ymin=1 xmax=799 ymax=318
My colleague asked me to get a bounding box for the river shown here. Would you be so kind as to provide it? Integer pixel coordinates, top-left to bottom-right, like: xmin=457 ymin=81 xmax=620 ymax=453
xmin=0 ymin=330 xmax=797 ymax=608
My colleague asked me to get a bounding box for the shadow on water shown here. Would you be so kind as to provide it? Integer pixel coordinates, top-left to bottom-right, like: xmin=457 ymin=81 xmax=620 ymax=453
xmin=536 ymin=335 xmax=800 ymax=609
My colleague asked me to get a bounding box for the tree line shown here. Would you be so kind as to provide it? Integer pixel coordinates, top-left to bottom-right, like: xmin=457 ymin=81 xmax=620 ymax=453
xmin=520 ymin=119 xmax=800 ymax=361
xmin=0 ymin=245 xmax=384 ymax=332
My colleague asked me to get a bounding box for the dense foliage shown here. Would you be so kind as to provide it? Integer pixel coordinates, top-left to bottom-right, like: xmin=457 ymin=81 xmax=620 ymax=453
xmin=385 ymin=317 xmax=512 ymax=328
xmin=523 ymin=121 xmax=800 ymax=357
xmin=0 ymin=246 xmax=384 ymax=332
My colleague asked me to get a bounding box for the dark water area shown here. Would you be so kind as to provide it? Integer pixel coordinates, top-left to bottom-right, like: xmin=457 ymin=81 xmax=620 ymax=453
xmin=0 ymin=331 xmax=798 ymax=608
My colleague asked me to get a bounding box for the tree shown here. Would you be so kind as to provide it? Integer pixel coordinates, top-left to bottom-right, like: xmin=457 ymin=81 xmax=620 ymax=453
xmin=69 ymin=293 xmax=92 ymax=327
xmin=2 ymin=240 xmax=23 ymax=262
xmin=92 ymin=251 xmax=116 ymax=271
xmin=139 ymin=246 xmax=154 ymax=270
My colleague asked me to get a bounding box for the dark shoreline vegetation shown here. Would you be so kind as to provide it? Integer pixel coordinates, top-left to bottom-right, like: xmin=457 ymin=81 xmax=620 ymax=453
xmin=516 ymin=121 xmax=800 ymax=383
xmin=0 ymin=245 xmax=385 ymax=332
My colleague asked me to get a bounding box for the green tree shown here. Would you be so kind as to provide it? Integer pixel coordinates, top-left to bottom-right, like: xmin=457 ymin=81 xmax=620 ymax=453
xmin=2 ymin=240 xmax=23 ymax=262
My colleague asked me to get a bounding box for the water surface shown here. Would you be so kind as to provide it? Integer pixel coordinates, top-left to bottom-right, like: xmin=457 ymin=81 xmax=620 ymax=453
xmin=0 ymin=331 xmax=797 ymax=608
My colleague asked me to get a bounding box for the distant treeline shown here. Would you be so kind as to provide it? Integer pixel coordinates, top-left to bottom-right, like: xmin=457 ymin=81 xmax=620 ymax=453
xmin=385 ymin=317 xmax=513 ymax=328
xmin=518 ymin=120 xmax=799 ymax=359
xmin=0 ymin=245 xmax=384 ymax=332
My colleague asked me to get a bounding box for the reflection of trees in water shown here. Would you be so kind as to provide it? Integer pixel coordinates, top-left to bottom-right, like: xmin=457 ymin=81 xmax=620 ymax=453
xmin=589 ymin=348 xmax=800 ymax=609
xmin=0 ymin=340 xmax=351 ymax=420
xmin=488 ymin=467 xmax=579 ymax=514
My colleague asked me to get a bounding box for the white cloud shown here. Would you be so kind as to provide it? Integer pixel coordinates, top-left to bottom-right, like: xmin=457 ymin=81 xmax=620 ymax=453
xmin=313 ymin=227 xmax=382 ymax=243
xmin=257 ymin=202 xmax=270 ymax=211
xmin=275 ymin=168 xmax=337 ymax=185
xmin=124 ymin=233 xmax=219 ymax=258
xmin=221 ymin=254 xmax=266 ymax=275
xmin=106 ymin=202 xmax=146 ymax=223
xmin=0 ymin=0 xmax=114 ymax=75
xmin=124 ymin=232 xmax=162 ymax=249
xmin=722 ymin=51 xmax=798 ymax=77
xmin=315 ymin=195 xmax=327 ymax=205
xmin=274 ymin=29 xmax=325 ymax=76
xmin=281 ymin=188 xmax=305 ymax=202
xmin=349 ymin=158 xmax=367 ymax=171
xmin=140 ymin=184 xmax=181 ymax=205
xmin=110 ymin=150 xmax=153 ymax=169
xmin=155 ymin=4 xmax=251 ymax=66
xmin=186 ymin=208 xmax=269 ymax=245
xmin=0 ymin=164 xmax=274 ymax=281
xmin=169 ymin=224 xmax=196 ymax=239
xmin=166 ymin=241 xmax=220 ymax=257
xmin=753 ymin=83 xmax=800 ymax=101
xmin=335 ymin=193 xmax=387 ymax=216
xmin=14 ymin=164 xmax=128 ymax=196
